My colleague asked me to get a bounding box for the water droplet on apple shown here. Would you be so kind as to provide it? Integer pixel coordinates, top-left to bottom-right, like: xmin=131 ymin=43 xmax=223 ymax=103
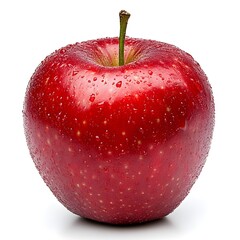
xmin=139 ymin=127 xmax=144 ymax=134
xmin=116 ymin=81 xmax=122 ymax=88
xmin=93 ymin=77 xmax=97 ymax=81
xmin=98 ymin=101 xmax=105 ymax=106
xmin=167 ymin=80 xmax=172 ymax=84
xmin=59 ymin=48 xmax=66 ymax=54
xmin=148 ymin=70 xmax=153 ymax=75
xmin=95 ymin=136 xmax=100 ymax=141
xmin=89 ymin=94 xmax=95 ymax=102
xmin=159 ymin=74 xmax=164 ymax=80
xmin=72 ymin=71 xmax=79 ymax=76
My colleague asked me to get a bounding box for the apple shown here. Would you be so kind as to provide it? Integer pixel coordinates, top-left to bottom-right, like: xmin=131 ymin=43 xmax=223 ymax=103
xmin=23 ymin=10 xmax=214 ymax=224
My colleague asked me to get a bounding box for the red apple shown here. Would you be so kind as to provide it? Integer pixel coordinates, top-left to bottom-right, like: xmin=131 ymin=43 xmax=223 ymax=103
xmin=23 ymin=11 xmax=214 ymax=224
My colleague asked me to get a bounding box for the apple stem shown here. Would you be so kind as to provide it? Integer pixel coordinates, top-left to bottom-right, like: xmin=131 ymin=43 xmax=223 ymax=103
xmin=119 ymin=10 xmax=131 ymax=66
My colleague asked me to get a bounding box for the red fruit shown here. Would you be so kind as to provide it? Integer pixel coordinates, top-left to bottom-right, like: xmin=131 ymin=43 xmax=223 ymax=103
xmin=23 ymin=36 xmax=214 ymax=224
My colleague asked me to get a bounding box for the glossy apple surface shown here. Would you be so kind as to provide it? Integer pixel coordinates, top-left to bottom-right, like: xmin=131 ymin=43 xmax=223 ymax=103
xmin=23 ymin=37 xmax=214 ymax=224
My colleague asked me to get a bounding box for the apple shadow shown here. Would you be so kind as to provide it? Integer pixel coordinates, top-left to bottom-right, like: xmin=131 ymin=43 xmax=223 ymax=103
xmin=75 ymin=216 xmax=172 ymax=229
xmin=62 ymin=214 xmax=180 ymax=239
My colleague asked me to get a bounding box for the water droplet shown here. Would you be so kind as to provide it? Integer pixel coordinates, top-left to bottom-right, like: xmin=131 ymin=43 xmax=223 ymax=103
xmin=148 ymin=70 xmax=153 ymax=75
xmin=72 ymin=71 xmax=79 ymax=76
xmin=98 ymin=101 xmax=105 ymax=106
xmin=60 ymin=48 xmax=66 ymax=54
xmin=139 ymin=127 xmax=144 ymax=134
xmin=159 ymin=74 xmax=164 ymax=80
xmin=95 ymin=136 xmax=100 ymax=141
xmin=116 ymin=81 xmax=122 ymax=88
xmin=60 ymin=63 xmax=66 ymax=68
xmin=89 ymin=94 xmax=95 ymax=102
xmin=93 ymin=77 xmax=97 ymax=81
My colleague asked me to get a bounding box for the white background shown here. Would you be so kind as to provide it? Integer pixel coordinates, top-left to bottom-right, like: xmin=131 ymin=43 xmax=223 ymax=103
xmin=1 ymin=0 xmax=239 ymax=239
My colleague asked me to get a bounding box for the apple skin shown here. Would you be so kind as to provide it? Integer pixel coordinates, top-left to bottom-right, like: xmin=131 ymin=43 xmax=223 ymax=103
xmin=23 ymin=37 xmax=214 ymax=224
